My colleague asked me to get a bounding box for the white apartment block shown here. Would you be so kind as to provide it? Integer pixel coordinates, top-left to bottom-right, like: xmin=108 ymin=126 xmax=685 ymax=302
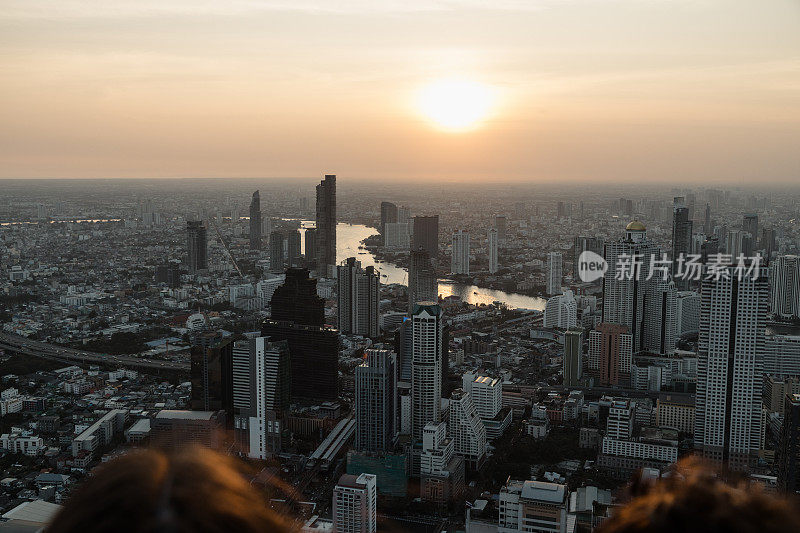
xmin=488 ymin=229 xmax=499 ymax=274
xmin=546 ymin=252 xmax=563 ymax=296
xmin=462 ymin=372 xmax=502 ymax=420
xmin=498 ymin=480 xmax=568 ymax=533
xmin=332 ymin=473 xmax=377 ymax=533
xmin=451 ymin=230 xmax=470 ymax=275
xmin=694 ymin=264 xmax=767 ymax=470
xmin=543 ymin=290 xmax=577 ymax=329
xmin=448 ymin=389 xmax=487 ymax=467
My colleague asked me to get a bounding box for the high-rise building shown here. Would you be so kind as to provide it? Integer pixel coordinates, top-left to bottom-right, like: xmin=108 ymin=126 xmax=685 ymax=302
xmin=588 ymin=323 xmax=633 ymax=387
xmin=448 ymin=388 xmax=487 ymax=469
xmin=675 ymin=290 xmax=701 ymax=335
xmin=190 ymin=338 xmax=233 ymax=419
xmin=743 ymin=213 xmax=759 ymax=245
xmin=412 ymin=215 xmax=439 ymax=265
xmin=461 ymin=372 xmax=502 ymax=421
xmin=355 ymin=349 xmax=397 ymax=453
xmin=451 ymin=230 xmax=470 ymax=275
xmin=304 ymin=227 xmax=317 ymax=266
xmin=488 ymin=229 xmax=499 ymax=274
xmin=694 ymin=262 xmax=768 ymax=471
xmin=573 ymin=236 xmax=603 ymax=278
xmin=398 ymin=206 xmax=411 ymax=224
xmin=543 ymin=290 xmax=577 ymax=329
xmin=270 ymin=268 xmax=325 ymax=327
xmin=703 ymin=203 xmax=712 ymax=235
xmin=498 ymin=480 xmax=568 ymax=533
xmin=249 ymin=190 xmax=262 ymax=250
xmin=419 ymin=421 xmax=465 ymax=503
xmin=269 ymin=231 xmax=285 ymax=273
xmin=380 ymin=201 xmax=398 ymax=236
xmin=333 ymin=473 xmax=377 ymax=533
xmin=602 ymin=221 xmax=661 ymax=352
xmin=186 ymin=221 xmax=208 ymax=273
xmin=411 ymin=302 xmax=443 ymax=440
xmin=563 ymin=328 xmax=583 ymax=387
xmin=384 ymin=222 xmax=410 ymax=250
xmin=642 ymin=279 xmax=677 ymax=355
xmin=286 ymin=230 xmax=302 ymax=267
xmin=672 ymin=197 xmax=693 ymax=290
xmin=150 ymin=410 xmax=225 ymax=451
xmin=408 ymin=248 xmax=437 ymax=313
xmin=777 ymin=394 xmax=800 ymax=495
xmin=494 ymin=215 xmax=508 ymax=243
xmin=316 ymin=174 xmax=337 ymax=276
xmin=264 ymin=269 xmax=338 ymax=401
xmin=337 ymin=257 xmax=380 ymax=338
xmin=231 ymin=337 xmax=291 ymax=459
xmin=771 ymin=255 xmax=800 ymax=319
xmin=546 ymin=252 xmax=563 ymax=296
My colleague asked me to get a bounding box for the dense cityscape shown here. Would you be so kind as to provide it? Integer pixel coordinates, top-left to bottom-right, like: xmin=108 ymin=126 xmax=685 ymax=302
xmin=2 ymin=177 xmax=800 ymax=531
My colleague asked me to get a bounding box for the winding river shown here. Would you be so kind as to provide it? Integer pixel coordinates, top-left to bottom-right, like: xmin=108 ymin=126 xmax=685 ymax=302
xmin=299 ymin=220 xmax=546 ymax=311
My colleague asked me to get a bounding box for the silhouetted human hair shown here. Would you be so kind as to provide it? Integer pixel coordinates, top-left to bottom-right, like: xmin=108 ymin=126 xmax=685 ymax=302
xmin=47 ymin=447 xmax=291 ymax=533
xmin=598 ymin=458 xmax=800 ymax=533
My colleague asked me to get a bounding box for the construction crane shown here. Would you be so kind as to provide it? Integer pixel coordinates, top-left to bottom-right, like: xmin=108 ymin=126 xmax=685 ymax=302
xmin=209 ymin=218 xmax=245 ymax=278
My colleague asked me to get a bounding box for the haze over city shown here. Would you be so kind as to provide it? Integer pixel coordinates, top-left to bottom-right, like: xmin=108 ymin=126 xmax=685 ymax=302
xmin=2 ymin=0 xmax=798 ymax=183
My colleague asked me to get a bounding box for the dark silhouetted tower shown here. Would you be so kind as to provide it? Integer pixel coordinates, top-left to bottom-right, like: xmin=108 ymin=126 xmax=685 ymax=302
xmin=186 ymin=221 xmax=208 ymax=273
xmin=315 ymin=174 xmax=337 ymax=275
xmin=249 ymin=190 xmax=261 ymax=250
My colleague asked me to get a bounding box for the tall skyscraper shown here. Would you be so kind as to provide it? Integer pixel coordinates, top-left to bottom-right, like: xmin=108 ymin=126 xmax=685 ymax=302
xmin=270 ymin=268 xmax=325 ymax=326
xmin=408 ymin=247 xmax=437 ymax=313
xmin=494 ymin=215 xmax=507 ymax=243
xmin=642 ymin=279 xmax=677 ymax=355
xmin=672 ymin=197 xmax=693 ymax=290
xmin=694 ymin=262 xmax=768 ymax=471
xmin=337 ymin=257 xmax=380 ymax=338
xmin=448 ymin=388 xmax=487 ymax=469
xmin=451 ymin=230 xmax=470 ymax=275
xmin=412 ymin=215 xmax=439 ymax=265
xmin=315 ymin=174 xmax=337 ymax=276
xmin=190 ymin=338 xmax=233 ymax=419
xmin=743 ymin=213 xmax=759 ymax=245
xmin=231 ymin=337 xmax=291 ymax=458
xmin=186 ymin=221 xmax=208 ymax=273
xmin=573 ymin=236 xmax=604 ymax=277
xmin=563 ymin=329 xmax=583 ymax=387
xmin=380 ymin=201 xmax=398 ymax=236
xmin=263 ymin=268 xmax=338 ymax=401
xmin=333 ymin=473 xmax=377 ymax=533
xmin=397 ymin=206 xmax=411 ymax=224
xmin=546 ymin=252 xmax=563 ymax=296
xmin=249 ymin=190 xmax=261 ymax=250
xmin=770 ymin=255 xmax=800 ymax=319
xmin=602 ymin=221 xmax=661 ymax=352
xmin=777 ymin=394 xmax=800 ymax=495
xmin=588 ymin=323 xmax=633 ymax=387
xmin=703 ymin=202 xmax=712 ymax=235
xmin=354 ymin=349 xmax=397 ymax=453
xmin=286 ymin=230 xmax=301 ymax=267
xmin=411 ymin=302 xmax=443 ymax=441
xmin=269 ymin=231 xmax=284 ymax=273
xmin=488 ymin=229 xmax=499 ymax=274
xmin=304 ymin=227 xmax=317 ymax=266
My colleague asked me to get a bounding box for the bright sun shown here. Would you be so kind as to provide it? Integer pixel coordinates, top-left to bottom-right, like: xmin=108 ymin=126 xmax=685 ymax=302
xmin=417 ymin=80 xmax=495 ymax=131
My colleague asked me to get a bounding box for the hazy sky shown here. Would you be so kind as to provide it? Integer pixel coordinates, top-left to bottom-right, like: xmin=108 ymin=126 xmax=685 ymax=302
xmin=1 ymin=0 xmax=798 ymax=183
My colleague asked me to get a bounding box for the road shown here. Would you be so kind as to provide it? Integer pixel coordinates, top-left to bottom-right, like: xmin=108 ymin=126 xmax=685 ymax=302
xmin=0 ymin=331 xmax=189 ymax=373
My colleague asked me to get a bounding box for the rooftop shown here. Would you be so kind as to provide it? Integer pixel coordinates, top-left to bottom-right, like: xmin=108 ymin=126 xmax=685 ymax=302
xmin=155 ymin=409 xmax=216 ymax=420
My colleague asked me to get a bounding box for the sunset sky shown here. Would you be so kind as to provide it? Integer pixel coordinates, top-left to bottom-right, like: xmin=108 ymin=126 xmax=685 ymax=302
xmin=1 ymin=1 xmax=798 ymax=183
